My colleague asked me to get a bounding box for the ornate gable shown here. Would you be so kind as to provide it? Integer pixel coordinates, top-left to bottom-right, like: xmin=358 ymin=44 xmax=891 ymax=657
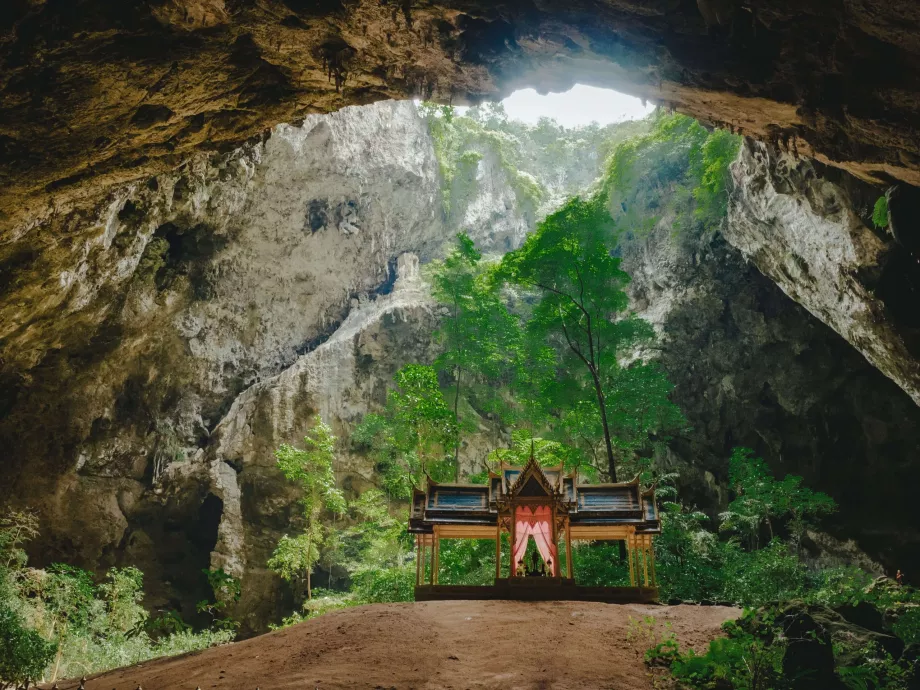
xmin=508 ymin=457 xmax=559 ymax=498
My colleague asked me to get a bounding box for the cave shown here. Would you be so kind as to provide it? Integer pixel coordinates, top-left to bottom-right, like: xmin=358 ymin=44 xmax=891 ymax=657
xmin=3 ymin=0 xmax=920 ymax=686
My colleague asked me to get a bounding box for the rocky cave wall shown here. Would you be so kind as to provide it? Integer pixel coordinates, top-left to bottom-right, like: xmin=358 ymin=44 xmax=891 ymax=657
xmin=4 ymin=0 xmax=920 ymax=239
xmin=1 ymin=101 xmax=456 ymax=626
xmin=621 ymin=197 xmax=920 ymax=580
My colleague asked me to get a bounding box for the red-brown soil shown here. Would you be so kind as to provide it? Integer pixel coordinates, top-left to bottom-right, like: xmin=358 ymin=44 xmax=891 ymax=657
xmin=47 ymin=601 xmax=739 ymax=690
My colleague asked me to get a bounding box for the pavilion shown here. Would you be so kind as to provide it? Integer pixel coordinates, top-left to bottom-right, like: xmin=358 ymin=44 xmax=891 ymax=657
xmin=408 ymin=456 xmax=661 ymax=603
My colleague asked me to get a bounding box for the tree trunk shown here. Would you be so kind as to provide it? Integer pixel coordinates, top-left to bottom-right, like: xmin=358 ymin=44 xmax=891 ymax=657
xmin=589 ymin=367 xmax=617 ymax=482
xmin=453 ymin=366 xmax=462 ymax=480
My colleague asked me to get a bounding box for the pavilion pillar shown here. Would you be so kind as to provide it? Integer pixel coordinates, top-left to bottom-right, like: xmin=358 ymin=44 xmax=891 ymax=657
xmin=495 ymin=523 xmax=501 ymax=579
xmin=565 ymin=521 xmax=573 ymax=580
xmin=415 ymin=536 xmax=421 ymax=586
xmin=510 ymin=513 xmax=517 ymax=577
xmin=627 ymin=532 xmax=636 ymax=587
xmin=433 ymin=527 xmax=440 ymax=585
xmin=429 ymin=533 xmax=436 ymax=585
xmin=642 ymin=537 xmax=650 ymax=588
xmin=649 ymin=538 xmax=657 ymax=587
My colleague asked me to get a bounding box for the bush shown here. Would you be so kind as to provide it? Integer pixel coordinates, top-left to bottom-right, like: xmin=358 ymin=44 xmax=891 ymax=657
xmin=351 ymin=565 xmax=415 ymax=604
xmin=0 ymin=606 xmax=56 ymax=689
xmin=722 ymin=541 xmax=808 ymax=607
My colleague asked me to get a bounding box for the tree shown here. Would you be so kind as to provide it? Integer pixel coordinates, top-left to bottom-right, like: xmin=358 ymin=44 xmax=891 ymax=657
xmin=431 ymin=233 xmax=520 ymax=474
xmin=497 ymin=193 xmax=669 ymax=481
xmin=352 ymin=364 xmax=458 ymax=497
xmin=269 ymin=420 xmax=346 ymax=600
xmin=719 ymin=447 xmax=837 ymax=549
xmin=0 ymin=606 xmax=55 ymax=690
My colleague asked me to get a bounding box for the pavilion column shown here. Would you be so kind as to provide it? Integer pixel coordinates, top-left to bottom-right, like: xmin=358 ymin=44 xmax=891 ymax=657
xmin=642 ymin=537 xmax=650 ymax=588
xmin=495 ymin=523 xmax=501 ymax=579
xmin=433 ymin=528 xmax=440 ymax=585
xmin=415 ymin=536 xmax=421 ymax=586
xmin=429 ymin=533 xmax=436 ymax=585
xmin=649 ymin=538 xmax=657 ymax=587
xmin=551 ymin=511 xmax=559 ymax=577
xmin=627 ymin=533 xmax=636 ymax=587
xmin=565 ymin=521 xmax=573 ymax=580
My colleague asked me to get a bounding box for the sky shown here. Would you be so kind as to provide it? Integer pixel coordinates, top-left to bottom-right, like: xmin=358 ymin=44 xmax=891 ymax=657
xmin=463 ymin=84 xmax=655 ymax=128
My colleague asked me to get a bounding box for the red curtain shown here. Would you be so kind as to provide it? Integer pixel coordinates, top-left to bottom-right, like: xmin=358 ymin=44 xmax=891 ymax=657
xmin=512 ymin=505 xmax=558 ymax=576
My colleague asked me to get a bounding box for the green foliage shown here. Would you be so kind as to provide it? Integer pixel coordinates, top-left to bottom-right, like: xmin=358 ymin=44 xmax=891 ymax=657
xmin=485 ymin=429 xmax=586 ymax=477
xmin=692 ymin=127 xmax=741 ymax=223
xmin=275 ymin=420 xmax=347 ymax=516
xmin=0 ymin=605 xmax=56 ymax=689
xmin=873 ymin=195 xmax=890 ymax=229
xmin=0 ymin=510 xmax=233 ymax=683
xmin=270 ymin=419 xmax=346 ymax=601
xmin=496 ymin=192 xmax=685 ymax=480
xmin=270 ymin=490 xmax=415 ymax=626
xmin=722 ymin=540 xmax=808 ymax=607
xmin=430 ymin=234 xmax=521 ymax=471
xmin=351 ymin=565 xmax=415 ymax=604
xmin=655 ymin=503 xmax=725 ymax=602
xmin=669 ymin=617 xmax=785 ymax=690
xmin=571 ymin=542 xmax=630 ymax=587
xmin=720 ymin=448 xmax=837 ymax=549
xmin=269 ymin=534 xmax=319 ymax=584
xmin=353 ymin=365 xmax=458 ymax=497
xmin=604 ymin=112 xmax=740 ymax=241
xmin=196 ymin=568 xmax=240 ymax=632
xmin=0 ymin=510 xmax=39 ymax=572
xmin=418 ymin=100 xmax=649 ymax=220
xmin=437 ymin=539 xmax=499 ymax=585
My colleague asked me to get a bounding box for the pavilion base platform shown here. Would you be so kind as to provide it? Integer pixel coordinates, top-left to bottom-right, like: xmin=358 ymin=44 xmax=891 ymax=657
xmin=415 ymin=578 xmax=658 ymax=603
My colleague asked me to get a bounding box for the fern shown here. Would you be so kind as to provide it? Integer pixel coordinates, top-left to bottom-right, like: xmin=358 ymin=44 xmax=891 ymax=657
xmin=872 ymin=195 xmax=889 ymax=229
xmin=839 ymin=665 xmax=877 ymax=690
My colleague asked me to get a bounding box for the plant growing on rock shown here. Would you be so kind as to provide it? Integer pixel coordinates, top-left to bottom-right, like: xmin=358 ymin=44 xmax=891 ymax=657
xmin=269 ymin=419 xmax=346 ymax=600
xmin=720 ymin=447 xmax=837 ymax=550
xmin=873 ymin=195 xmax=890 ymax=229
xmin=0 ymin=510 xmax=232 ymax=682
xmin=352 ymin=364 xmax=458 ymax=497
xmin=196 ymin=568 xmax=241 ymax=631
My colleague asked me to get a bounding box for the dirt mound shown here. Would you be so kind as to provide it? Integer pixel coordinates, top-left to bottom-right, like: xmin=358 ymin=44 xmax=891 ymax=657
xmin=48 ymin=601 xmax=738 ymax=689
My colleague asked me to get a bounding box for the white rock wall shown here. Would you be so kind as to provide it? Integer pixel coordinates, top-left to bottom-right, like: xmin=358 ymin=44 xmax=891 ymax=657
xmin=727 ymin=140 xmax=920 ymax=406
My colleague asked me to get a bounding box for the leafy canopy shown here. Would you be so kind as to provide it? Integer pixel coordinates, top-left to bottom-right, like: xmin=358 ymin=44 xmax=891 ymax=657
xmin=497 ymin=192 xmax=683 ymax=480
xmin=353 ymin=364 xmax=458 ymax=498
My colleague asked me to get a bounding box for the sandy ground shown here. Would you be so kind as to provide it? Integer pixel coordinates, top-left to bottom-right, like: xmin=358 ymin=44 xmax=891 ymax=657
xmin=46 ymin=601 xmax=738 ymax=690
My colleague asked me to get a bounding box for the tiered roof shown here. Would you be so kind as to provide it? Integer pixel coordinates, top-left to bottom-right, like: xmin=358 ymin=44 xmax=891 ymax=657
xmin=409 ymin=457 xmax=660 ymax=535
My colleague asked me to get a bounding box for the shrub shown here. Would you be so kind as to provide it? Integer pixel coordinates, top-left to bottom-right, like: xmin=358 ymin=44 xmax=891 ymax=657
xmin=0 ymin=605 xmax=56 ymax=689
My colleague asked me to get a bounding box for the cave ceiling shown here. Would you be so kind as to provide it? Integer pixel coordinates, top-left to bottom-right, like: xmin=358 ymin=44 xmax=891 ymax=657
xmin=2 ymin=0 xmax=920 ymax=234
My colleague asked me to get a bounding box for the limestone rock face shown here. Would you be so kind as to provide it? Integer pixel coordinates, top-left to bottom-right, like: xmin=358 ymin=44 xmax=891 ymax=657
xmin=206 ymin=255 xmax=445 ymax=629
xmin=1 ymin=101 xmax=447 ymax=623
xmin=621 ymin=196 xmax=920 ymax=579
xmin=727 ymin=140 xmax=920 ymax=406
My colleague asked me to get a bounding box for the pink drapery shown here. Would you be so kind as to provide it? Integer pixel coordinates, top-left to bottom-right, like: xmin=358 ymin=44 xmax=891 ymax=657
xmin=512 ymin=505 xmax=558 ymax=576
